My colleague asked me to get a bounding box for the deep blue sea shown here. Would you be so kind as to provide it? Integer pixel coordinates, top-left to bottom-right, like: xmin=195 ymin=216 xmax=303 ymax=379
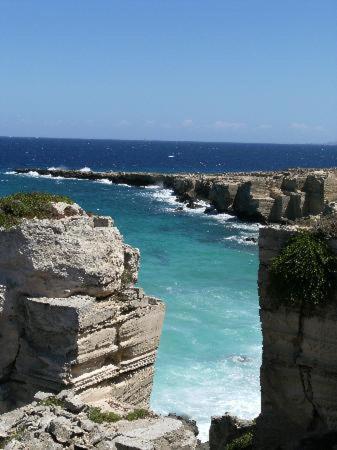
xmin=1 ymin=137 xmax=337 ymax=440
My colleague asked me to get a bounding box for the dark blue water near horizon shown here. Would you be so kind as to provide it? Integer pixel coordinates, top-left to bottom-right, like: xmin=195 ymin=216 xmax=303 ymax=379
xmin=1 ymin=136 xmax=337 ymax=173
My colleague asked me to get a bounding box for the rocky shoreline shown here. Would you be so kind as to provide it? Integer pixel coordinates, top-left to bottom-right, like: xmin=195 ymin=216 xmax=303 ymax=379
xmin=15 ymin=167 xmax=337 ymax=223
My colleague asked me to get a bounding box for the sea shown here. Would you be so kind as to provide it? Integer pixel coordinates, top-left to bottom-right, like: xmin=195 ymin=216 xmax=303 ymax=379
xmin=1 ymin=137 xmax=337 ymax=441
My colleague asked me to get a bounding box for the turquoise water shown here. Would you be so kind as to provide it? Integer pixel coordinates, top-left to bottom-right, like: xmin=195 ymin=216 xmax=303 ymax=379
xmin=0 ymin=171 xmax=260 ymax=440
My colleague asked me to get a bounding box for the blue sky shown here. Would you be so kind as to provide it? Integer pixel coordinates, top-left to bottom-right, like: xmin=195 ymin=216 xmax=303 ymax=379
xmin=0 ymin=0 xmax=336 ymax=143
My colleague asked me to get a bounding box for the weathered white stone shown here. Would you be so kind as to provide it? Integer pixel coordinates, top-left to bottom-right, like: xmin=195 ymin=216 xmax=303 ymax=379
xmin=256 ymin=225 xmax=337 ymax=449
xmin=0 ymin=210 xmax=164 ymax=413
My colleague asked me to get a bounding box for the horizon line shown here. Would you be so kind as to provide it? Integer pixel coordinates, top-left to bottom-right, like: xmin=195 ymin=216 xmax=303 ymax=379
xmin=0 ymin=134 xmax=335 ymax=147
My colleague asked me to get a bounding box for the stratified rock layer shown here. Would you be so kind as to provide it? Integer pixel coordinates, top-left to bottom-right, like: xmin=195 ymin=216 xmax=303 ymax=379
xmin=16 ymin=167 xmax=337 ymax=223
xmin=0 ymin=203 xmax=165 ymax=413
xmin=256 ymin=226 xmax=337 ymax=449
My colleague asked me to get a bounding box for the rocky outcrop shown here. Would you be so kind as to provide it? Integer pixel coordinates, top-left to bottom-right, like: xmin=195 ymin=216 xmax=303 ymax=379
xmin=209 ymin=414 xmax=254 ymax=450
xmin=15 ymin=168 xmax=337 ymax=223
xmin=255 ymin=225 xmax=337 ymax=449
xmin=0 ymin=392 xmax=199 ymax=449
xmin=0 ymin=201 xmax=165 ymax=414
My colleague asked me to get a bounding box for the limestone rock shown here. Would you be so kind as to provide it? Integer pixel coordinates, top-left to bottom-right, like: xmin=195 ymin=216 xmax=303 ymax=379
xmin=15 ymin=167 xmax=337 ymax=224
xmin=256 ymin=225 xmax=337 ymax=449
xmin=0 ymin=208 xmax=164 ymax=414
xmin=0 ymin=401 xmax=198 ymax=449
xmin=209 ymin=413 xmax=254 ymax=450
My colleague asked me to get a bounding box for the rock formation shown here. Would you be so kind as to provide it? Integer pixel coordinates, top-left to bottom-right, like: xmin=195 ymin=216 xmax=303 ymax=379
xmin=254 ymin=225 xmax=337 ymax=449
xmin=0 ymin=196 xmax=203 ymax=449
xmin=15 ymin=167 xmax=337 ymax=223
xmin=0 ymin=392 xmax=199 ymax=449
xmin=0 ymin=200 xmax=165 ymax=414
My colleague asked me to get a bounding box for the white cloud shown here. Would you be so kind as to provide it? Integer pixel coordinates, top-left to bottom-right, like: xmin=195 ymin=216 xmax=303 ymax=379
xmin=290 ymin=122 xmax=309 ymax=130
xmin=213 ymin=120 xmax=246 ymax=130
xmin=181 ymin=119 xmax=194 ymax=128
xmin=290 ymin=122 xmax=324 ymax=132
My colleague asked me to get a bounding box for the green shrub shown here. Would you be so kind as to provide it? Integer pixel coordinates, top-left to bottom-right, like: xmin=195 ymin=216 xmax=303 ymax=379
xmin=87 ymin=406 xmax=149 ymax=424
xmin=125 ymin=408 xmax=149 ymax=421
xmin=0 ymin=192 xmax=73 ymax=229
xmin=40 ymin=396 xmax=65 ymax=408
xmin=225 ymin=431 xmax=253 ymax=450
xmin=270 ymin=231 xmax=336 ymax=308
xmin=87 ymin=407 xmax=121 ymax=424
xmin=0 ymin=429 xmax=24 ymax=448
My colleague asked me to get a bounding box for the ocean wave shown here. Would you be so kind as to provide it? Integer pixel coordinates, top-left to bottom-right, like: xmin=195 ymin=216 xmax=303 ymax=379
xmin=151 ymin=358 xmax=261 ymax=442
xmin=224 ymin=235 xmax=257 ymax=246
xmin=228 ymin=222 xmax=261 ymax=232
xmin=144 ymin=184 xmax=160 ymax=189
xmin=11 ymin=170 xmax=73 ymax=181
xmin=151 ymin=188 xmax=179 ymax=206
xmin=79 ymin=166 xmax=92 ymax=173
xmin=95 ymin=178 xmax=113 ymax=185
xmin=47 ymin=166 xmax=65 ymax=171
xmin=147 ymin=187 xmax=261 ymax=238
xmin=4 ymin=171 xmax=16 ymax=175
xmin=211 ymin=212 xmax=234 ymax=223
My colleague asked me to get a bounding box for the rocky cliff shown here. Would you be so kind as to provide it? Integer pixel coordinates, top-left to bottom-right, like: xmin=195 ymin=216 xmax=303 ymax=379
xmin=0 ymin=199 xmax=165 ymax=412
xmin=15 ymin=167 xmax=337 ymax=223
xmin=254 ymin=224 xmax=337 ymax=449
xmin=0 ymin=195 xmax=202 ymax=449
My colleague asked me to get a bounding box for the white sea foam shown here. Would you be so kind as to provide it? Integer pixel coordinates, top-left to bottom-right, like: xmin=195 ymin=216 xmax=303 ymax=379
xmin=152 ymin=358 xmax=261 ymax=442
xmin=144 ymin=184 xmax=160 ymax=189
xmin=47 ymin=166 xmax=64 ymax=171
xmin=229 ymin=222 xmax=261 ymax=232
xmin=12 ymin=170 xmax=74 ymax=182
xmin=4 ymin=171 xmax=16 ymax=175
xmin=79 ymin=166 xmax=92 ymax=173
xmin=151 ymin=188 xmax=179 ymax=206
xmin=211 ymin=212 xmax=234 ymax=223
xmin=25 ymin=170 xmax=40 ymax=178
xmin=96 ymin=178 xmax=113 ymax=185
xmin=224 ymin=235 xmax=257 ymax=246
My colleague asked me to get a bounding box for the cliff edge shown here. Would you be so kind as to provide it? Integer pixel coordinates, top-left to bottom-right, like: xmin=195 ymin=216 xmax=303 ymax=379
xmin=0 ymin=193 xmax=200 ymax=449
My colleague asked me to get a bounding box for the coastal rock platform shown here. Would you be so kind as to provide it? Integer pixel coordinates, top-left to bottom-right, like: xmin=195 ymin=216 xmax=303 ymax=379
xmin=15 ymin=167 xmax=337 ymax=223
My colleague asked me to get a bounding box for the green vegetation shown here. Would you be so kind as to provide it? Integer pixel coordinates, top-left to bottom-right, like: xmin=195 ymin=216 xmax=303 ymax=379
xmin=270 ymin=231 xmax=336 ymax=308
xmin=87 ymin=406 xmax=149 ymax=424
xmin=87 ymin=407 xmax=122 ymax=424
xmin=0 ymin=192 xmax=73 ymax=229
xmin=40 ymin=395 xmax=66 ymax=408
xmin=125 ymin=408 xmax=148 ymax=421
xmin=0 ymin=429 xmax=24 ymax=448
xmin=225 ymin=431 xmax=253 ymax=450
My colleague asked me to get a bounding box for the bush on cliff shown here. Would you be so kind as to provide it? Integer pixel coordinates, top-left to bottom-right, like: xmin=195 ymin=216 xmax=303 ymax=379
xmin=87 ymin=406 xmax=149 ymax=424
xmin=0 ymin=192 xmax=73 ymax=229
xmin=225 ymin=431 xmax=253 ymax=449
xmin=270 ymin=231 xmax=336 ymax=308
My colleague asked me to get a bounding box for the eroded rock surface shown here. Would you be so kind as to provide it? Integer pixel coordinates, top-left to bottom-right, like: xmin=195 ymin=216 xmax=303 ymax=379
xmin=16 ymin=168 xmax=337 ymax=223
xmin=0 ymin=202 xmax=164 ymax=414
xmin=255 ymin=225 xmax=337 ymax=449
xmin=0 ymin=393 xmax=199 ymax=449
